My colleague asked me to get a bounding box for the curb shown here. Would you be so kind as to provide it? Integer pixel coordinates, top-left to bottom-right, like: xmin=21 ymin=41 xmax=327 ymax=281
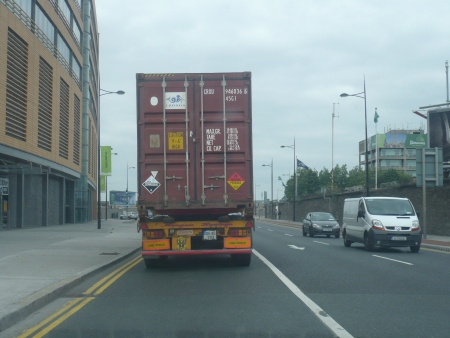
xmin=0 ymin=247 xmax=141 ymax=333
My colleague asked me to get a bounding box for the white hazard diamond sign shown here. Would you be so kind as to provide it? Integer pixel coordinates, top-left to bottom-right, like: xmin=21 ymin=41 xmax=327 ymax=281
xmin=142 ymin=174 xmax=160 ymax=194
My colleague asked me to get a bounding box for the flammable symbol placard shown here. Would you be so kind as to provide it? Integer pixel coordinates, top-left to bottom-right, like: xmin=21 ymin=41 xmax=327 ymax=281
xmin=227 ymin=172 xmax=244 ymax=190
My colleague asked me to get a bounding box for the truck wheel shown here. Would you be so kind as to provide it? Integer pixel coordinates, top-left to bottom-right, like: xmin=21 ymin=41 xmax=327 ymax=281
xmin=343 ymin=231 xmax=352 ymax=247
xmin=364 ymin=233 xmax=374 ymax=251
xmin=144 ymin=259 xmax=158 ymax=269
xmin=233 ymin=254 xmax=251 ymax=266
xmin=410 ymin=245 xmax=420 ymax=253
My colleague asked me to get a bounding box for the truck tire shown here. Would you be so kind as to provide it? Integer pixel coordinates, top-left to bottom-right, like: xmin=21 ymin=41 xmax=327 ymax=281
xmin=232 ymin=254 xmax=251 ymax=266
xmin=144 ymin=256 xmax=167 ymax=268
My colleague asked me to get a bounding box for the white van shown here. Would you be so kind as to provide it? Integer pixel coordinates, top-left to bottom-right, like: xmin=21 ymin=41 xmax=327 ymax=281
xmin=342 ymin=197 xmax=422 ymax=252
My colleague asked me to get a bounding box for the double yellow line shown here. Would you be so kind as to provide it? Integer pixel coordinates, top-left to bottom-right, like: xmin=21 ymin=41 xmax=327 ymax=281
xmin=17 ymin=256 xmax=142 ymax=338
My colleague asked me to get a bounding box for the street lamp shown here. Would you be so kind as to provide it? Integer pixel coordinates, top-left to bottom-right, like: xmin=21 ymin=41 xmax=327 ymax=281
xmin=340 ymin=77 xmax=369 ymax=197
xmin=254 ymin=183 xmax=260 ymax=217
xmin=262 ymin=159 xmax=273 ymax=219
xmin=105 ymin=152 xmax=118 ymax=220
xmin=97 ymin=89 xmax=125 ymax=229
xmin=281 ymin=138 xmax=296 ymax=222
xmin=126 ymin=162 xmax=135 ymax=216
xmin=332 ymin=102 xmax=339 ymax=191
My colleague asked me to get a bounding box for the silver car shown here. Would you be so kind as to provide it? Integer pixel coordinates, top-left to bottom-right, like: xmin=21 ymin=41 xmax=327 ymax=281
xmin=302 ymin=212 xmax=340 ymax=238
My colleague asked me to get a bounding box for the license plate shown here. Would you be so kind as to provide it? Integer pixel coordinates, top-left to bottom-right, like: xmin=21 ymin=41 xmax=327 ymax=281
xmin=391 ymin=236 xmax=407 ymax=241
xmin=203 ymin=230 xmax=216 ymax=240
xmin=323 ymin=228 xmax=332 ymax=232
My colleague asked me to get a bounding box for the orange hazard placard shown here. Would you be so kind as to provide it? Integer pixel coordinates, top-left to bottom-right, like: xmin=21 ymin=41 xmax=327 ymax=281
xmin=227 ymin=172 xmax=245 ymax=190
xmin=143 ymin=239 xmax=170 ymax=251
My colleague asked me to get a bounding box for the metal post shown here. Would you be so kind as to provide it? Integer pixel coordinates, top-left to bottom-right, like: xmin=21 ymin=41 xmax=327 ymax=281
xmin=105 ymin=176 xmax=107 ymax=220
xmin=293 ymin=138 xmax=296 ymax=222
xmin=364 ymin=78 xmax=369 ymax=197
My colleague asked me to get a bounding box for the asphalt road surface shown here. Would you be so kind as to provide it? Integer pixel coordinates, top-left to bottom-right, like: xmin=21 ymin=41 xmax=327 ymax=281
xmin=3 ymin=220 xmax=450 ymax=338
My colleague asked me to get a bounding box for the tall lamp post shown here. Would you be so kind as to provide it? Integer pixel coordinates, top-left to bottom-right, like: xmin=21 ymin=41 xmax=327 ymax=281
xmin=105 ymin=152 xmax=118 ymax=220
xmin=97 ymin=89 xmax=125 ymax=229
xmin=262 ymin=159 xmax=273 ymax=219
xmin=340 ymin=78 xmax=369 ymax=197
xmin=126 ymin=162 xmax=135 ymax=216
xmin=281 ymin=138 xmax=296 ymax=222
xmin=332 ymin=102 xmax=339 ymax=191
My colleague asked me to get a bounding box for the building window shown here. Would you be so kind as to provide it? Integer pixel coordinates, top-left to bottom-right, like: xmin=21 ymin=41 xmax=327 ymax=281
xmin=406 ymin=160 xmax=416 ymax=168
xmin=57 ymin=33 xmax=70 ymax=65
xmin=57 ymin=0 xmax=71 ymax=25
xmin=35 ymin=5 xmax=55 ymax=43
xmin=14 ymin=0 xmax=32 ymax=16
xmin=5 ymin=28 xmax=28 ymax=142
xmin=406 ymin=148 xmax=417 ymax=157
xmin=380 ymin=148 xmax=403 ymax=157
xmin=38 ymin=57 xmax=53 ymax=152
xmin=380 ymin=159 xmax=403 ymax=167
xmin=59 ymin=78 xmax=70 ymax=159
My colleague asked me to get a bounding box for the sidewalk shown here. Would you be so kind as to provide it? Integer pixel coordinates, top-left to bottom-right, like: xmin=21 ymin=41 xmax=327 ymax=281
xmin=258 ymin=217 xmax=450 ymax=252
xmin=0 ymin=220 xmax=141 ymax=332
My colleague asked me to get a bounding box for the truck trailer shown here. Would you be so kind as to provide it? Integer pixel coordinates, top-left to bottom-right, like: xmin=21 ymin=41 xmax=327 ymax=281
xmin=136 ymin=72 xmax=254 ymax=268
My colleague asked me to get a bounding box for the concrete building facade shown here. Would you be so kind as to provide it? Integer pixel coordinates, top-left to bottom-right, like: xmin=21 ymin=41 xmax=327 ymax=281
xmin=0 ymin=0 xmax=99 ymax=228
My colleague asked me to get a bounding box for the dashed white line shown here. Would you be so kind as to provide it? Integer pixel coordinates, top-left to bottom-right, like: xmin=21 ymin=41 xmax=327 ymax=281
xmin=313 ymin=241 xmax=330 ymax=245
xmin=267 ymin=229 xmax=274 ymax=232
xmin=253 ymin=249 xmax=353 ymax=338
xmin=285 ymin=234 xmax=293 ymax=236
xmin=372 ymin=255 xmax=413 ymax=265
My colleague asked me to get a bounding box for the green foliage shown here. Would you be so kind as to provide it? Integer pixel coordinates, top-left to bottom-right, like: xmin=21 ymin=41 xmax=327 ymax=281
xmin=281 ymin=164 xmax=414 ymax=199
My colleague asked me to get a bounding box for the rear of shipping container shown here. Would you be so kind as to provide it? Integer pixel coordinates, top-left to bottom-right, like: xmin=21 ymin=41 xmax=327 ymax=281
xmin=136 ymin=72 xmax=253 ymax=218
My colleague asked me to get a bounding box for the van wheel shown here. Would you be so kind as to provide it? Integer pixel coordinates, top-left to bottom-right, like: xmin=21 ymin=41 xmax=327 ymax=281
xmin=364 ymin=234 xmax=374 ymax=251
xmin=343 ymin=231 xmax=351 ymax=247
xmin=410 ymin=245 xmax=420 ymax=253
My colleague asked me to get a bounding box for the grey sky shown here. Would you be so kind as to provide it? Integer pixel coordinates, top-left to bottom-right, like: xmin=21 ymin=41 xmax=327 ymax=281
xmin=96 ymin=0 xmax=449 ymax=201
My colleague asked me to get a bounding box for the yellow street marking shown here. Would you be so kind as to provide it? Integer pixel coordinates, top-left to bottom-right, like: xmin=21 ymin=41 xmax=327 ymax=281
xmin=94 ymin=258 xmax=142 ymax=295
xmin=421 ymin=247 xmax=450 ymax=254
xmin=83 ymin=256 xmax=141 ymax=295
xmin=17 ymin=298 xmax=84 ymax=338
xmin=32 ymin=297 xmax=94 ymax=338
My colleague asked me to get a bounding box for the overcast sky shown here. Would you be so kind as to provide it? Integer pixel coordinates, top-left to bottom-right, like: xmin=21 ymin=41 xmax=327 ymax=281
xmin=95 ymin=0 xmax=449 ymax=202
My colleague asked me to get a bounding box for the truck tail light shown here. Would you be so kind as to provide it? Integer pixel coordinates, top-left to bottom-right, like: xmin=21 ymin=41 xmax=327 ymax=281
xmin=229 ymin=229 xmax=248 ymax=237
xmin=145 ymin=230 xmax=165 ymax=239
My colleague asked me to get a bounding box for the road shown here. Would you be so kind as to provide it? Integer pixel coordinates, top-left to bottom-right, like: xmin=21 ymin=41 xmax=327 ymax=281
xmin=3 ymin=219 xmax=450 ymax=338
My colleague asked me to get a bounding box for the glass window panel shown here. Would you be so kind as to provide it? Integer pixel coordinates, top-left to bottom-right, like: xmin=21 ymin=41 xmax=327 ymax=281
xmin=57 ymin=33 xmax=70 ymax=64
xmin=36 ymin=6 xmax=55 ymax=42
xmin=72 ymin=58 xmax=81 ymax=80
xmin=73 ymin=20 xmax=82 ymax=43
xmin=14 ymin=0 xmax=32 ymax=16
xmin=58 ymin=0 xmax=71 ymax=23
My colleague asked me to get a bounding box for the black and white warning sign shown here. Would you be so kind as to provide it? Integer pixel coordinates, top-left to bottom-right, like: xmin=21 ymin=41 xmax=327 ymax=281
xmin=142 ymin=171 xmax=160 ymax=194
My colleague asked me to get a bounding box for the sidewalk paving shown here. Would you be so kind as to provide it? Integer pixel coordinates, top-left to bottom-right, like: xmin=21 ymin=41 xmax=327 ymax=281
xmin=0 ymin=220 xmax=141 ymax=332
xmin=257 ymin=217 xmax=450 ymax=252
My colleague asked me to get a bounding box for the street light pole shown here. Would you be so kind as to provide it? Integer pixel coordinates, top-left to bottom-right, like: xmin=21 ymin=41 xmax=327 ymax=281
xmin=340 ymin=77 xmax=369 ymax=197
xmin=97 ymin=89 xmax=125 ymax=229
xmin=332 ymin=102 xmax=339 ymax=191
xmin=281 ymin=139 xmax=296 ymax=222
xmin=126 ymin=162 xmax=135 ymax=216
xmin=262 ymin=159 xmax=273 ymax=219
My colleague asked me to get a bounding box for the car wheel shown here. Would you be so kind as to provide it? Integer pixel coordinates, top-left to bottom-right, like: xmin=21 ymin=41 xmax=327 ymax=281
xmin=410 ymin=245 xmax=420 ymax=253
xmin=343 ymin=231 xmax=351 ymax=247
xmin=309 ymin=228 xmax=314 ymax=237
xmin=364 ymin=233 xmax=375 ymax=251
xmin=335 ymin=233 xmax=340 ymax=239
xmin=327 ymin=235 xmax=330 ymax=238
xmin=302 ymin=228 xmax=307 ymax=236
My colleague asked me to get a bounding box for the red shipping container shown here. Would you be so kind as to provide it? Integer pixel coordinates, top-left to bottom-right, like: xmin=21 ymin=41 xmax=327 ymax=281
xmin=136 ymin=72 xmax=253 ymax=217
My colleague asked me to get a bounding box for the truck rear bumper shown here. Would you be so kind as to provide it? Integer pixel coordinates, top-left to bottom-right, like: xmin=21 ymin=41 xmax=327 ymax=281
xmin=142 ymin=249 xmax=253 ymax=257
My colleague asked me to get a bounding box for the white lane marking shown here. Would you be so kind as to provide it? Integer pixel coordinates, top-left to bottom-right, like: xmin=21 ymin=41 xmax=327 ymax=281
xmin=285 ymin=234 xmax=293 ymax=237
xmin=313 ymin=241 xmax=329 ymax=246
xmin=288 ymin=245 xmax=305 ymax=250
xmin=267 ymin=229 xmax=274 ymax=232
xmin=257 ymin=226 xmax=262 ymax=229
xmin=372 ymin=255 xmax=413 ymax=265
xmin=253 ymin=249 xmax=353 ymax=338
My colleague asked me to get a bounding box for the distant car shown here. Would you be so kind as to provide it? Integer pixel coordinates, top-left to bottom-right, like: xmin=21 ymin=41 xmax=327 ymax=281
xmin=119 ymin=214 xmax=128 ymax=220
xmin=302 ymin=212 xmax=340 ymax=238
xmin=128 ymin=213 xmax=138 ymax=220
